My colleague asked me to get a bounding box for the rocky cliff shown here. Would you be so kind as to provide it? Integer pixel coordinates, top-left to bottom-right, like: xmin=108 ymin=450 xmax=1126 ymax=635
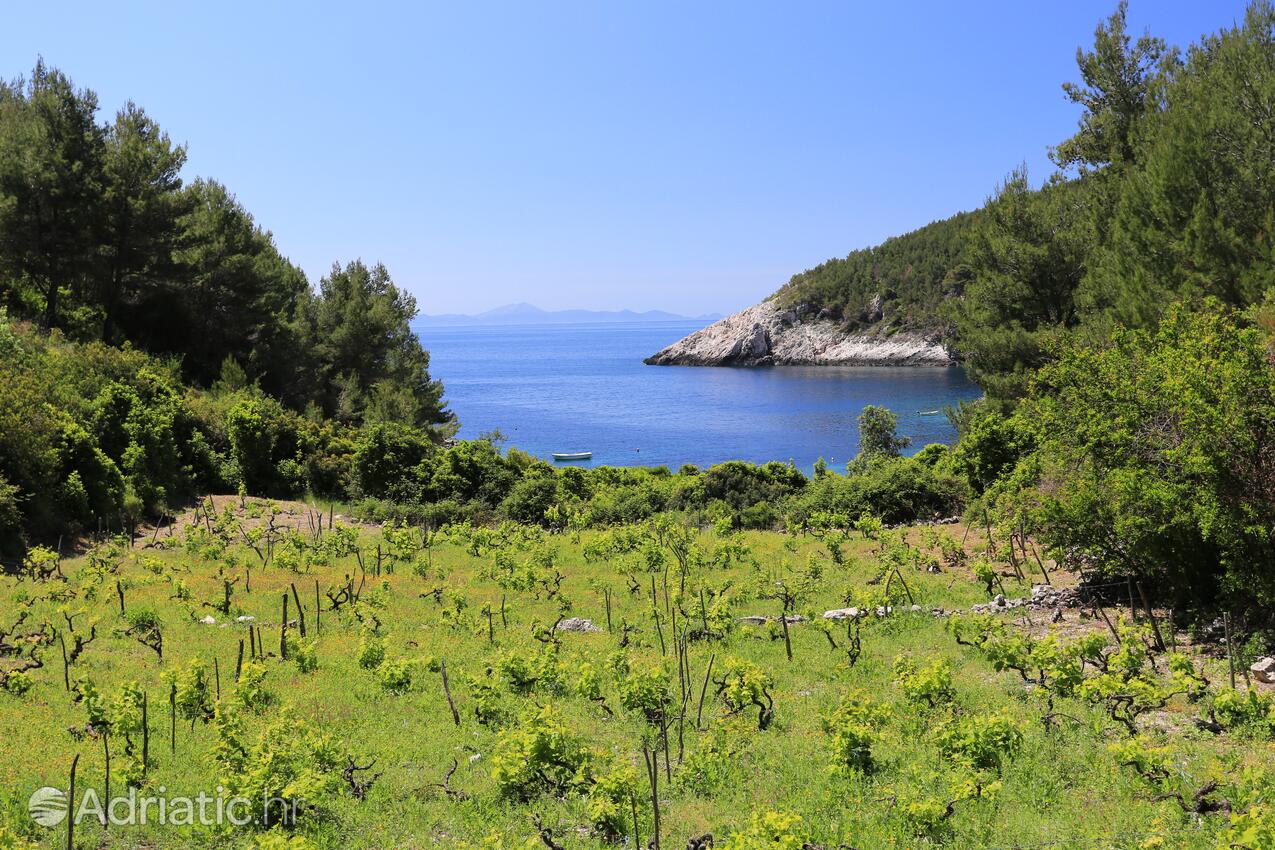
xmin=644 ymin=300 xmax=952 ymax=367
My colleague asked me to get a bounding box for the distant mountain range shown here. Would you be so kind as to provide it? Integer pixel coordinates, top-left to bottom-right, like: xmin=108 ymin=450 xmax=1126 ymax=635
xmin=415 ymin=302 xmax=723 ymax=327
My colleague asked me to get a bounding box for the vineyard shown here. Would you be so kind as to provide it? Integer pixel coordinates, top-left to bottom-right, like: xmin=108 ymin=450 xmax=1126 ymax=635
xmin=1 ymin=499 xmax=1273 ymax=850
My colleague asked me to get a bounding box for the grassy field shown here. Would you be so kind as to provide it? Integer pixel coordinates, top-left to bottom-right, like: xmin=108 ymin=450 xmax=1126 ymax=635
xmin=0 ymin=498 xmax=1269 ymax=850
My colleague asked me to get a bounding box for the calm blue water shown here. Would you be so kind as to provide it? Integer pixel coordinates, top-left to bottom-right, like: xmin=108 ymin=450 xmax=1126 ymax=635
xmin=418 ymin=321 xmax=983 ymax=471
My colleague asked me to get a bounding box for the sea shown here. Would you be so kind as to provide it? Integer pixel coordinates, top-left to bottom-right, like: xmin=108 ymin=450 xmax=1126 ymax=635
xmin=418 ymin=321 xmax=983 ymax=473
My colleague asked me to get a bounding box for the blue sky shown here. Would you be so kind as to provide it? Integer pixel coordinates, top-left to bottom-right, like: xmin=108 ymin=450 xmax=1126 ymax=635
xmin=3 ymin=1 xmax=1251 ymax=315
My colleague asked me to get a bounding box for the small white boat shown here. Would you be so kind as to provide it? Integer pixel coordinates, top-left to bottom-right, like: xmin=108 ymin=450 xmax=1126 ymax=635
xmin=919 ymin=410 xmax=941 ymax=416
xmin=552 ymin=451 xmax=592 ymax=461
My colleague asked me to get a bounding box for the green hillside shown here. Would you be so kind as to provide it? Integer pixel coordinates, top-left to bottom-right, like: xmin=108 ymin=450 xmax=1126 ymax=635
xmin=772 ymin=211 xmax=978 ymax=333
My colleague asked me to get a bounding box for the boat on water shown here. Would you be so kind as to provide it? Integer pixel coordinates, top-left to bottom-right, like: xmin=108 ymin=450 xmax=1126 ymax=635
xmin=552 ymin=451 xmax=593 ymax=461
xmin=919 ymin=410 xmax=941 ymax=415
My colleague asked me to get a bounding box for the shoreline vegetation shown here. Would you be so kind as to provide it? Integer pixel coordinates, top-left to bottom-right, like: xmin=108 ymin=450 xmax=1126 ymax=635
xmin=2 ymin=1 xmax=1275 ymax=848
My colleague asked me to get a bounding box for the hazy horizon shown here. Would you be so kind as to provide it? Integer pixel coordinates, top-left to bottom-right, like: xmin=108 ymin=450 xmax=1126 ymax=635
xmin=3 ymin=0 xmax=1249 ymax=315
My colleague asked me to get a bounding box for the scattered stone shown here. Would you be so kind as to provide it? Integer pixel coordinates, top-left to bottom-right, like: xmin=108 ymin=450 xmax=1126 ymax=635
xmin=823 ymin=608 xmax=861 ymax=620
xmin=554 ymin=617 xmax=602 ymax=634
xmin=1252 ymin=657 xmax=1275 ymax=684
xmin=236 ymin=615 xmax=256 ymax=624
xmin=910 ymin=604 xmax=923 ymax=613
xmin=966 ymin=583 xmax=1087 ymax=615
xmin=738 ymin=614 xmax=805 ymax=625
xmin=875 ymin=605 xmax=893 ymax=618
xmin=199 ymin=615 xmax=216 ymax=625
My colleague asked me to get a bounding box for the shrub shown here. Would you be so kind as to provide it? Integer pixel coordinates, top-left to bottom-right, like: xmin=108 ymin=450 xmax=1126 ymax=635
xmin=900 ymin=796 xmax=952 ymax=839
xmin=490 ymin=704 xmax=589 ymax=800
xmin=823 ymin=692 xmax=891 ymax=776
xmin=715 ymin=658 xmax=775 ymax=730
xmin=356 ymin=631 xmax=385 ymax=670
xmin=226 ymin=395 xmax=302 ymax=497
xmin=585 ymin=759 xmax=639 ymax=841
xmin=619 ymin=663 xmax=673 ymax=722
xmin=787 ymin=458 xmax=966 ymax=526
xmin=2 ymin=671 xmax=32 ymax=696
xmin=947 ymin=403 xmax=1032 ymax=494
xmin=1108 ymin=736 xmax=1172 ymax=785
xmin=467 ymin=672 xmax=508 ymax=728
xmin=212 ymin=704 xmax=344 ymax=826
xmin=673 ymin=460 xmax=806 ymax=517
xmin=676 ymin=726 xmax=743 ymax=796
xmin=856 ymin=405 xmax=910 ymax=459
xmin=353 ymin=422 xmax=433 ymax=500
xmin=993 ymin=304 xmax=1275 ymax=607
xmin=1210 ymin=688 xmax=1275 ymax=733
xmin=232 ymin=662 xmax=274 ymax=712
xmin=291 ymin=639 xmax=319 ymax=673
xmin=248 ymin=833 xmax=317 ymax=850
xmin=375 ymin=658 xmax=414 ymax=693
xmin=719 ymin=810 xmax=806 ymax=850
xmin=165 ymin=658 xmax=215 ymax=724
xmin=934 ymin=712 xmax=1023 ymax=771
xmin=893 ymin=655 xmax=956 ymax=709
xmin=500 ymin=473 xmax=558 ymax=524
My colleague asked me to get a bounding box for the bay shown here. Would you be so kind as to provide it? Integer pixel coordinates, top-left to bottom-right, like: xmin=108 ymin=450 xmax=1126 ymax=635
xmin=418 ymin=321 xmax=983 ymax=472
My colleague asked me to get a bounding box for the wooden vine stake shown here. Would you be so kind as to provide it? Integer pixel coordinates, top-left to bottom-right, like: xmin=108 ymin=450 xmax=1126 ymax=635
xmin=642 ymin=741 xmax=661 ymax=850
xmin=779 ymin=605 xmax=793 ymax=662
xmin=141 ymin=691 xmax=149 ymax=779
xmin=1136 ymin=582 xmax=1165 ymax=651
xmin=67 ymin=753 xmax=79 ymax=850
xmin=59 ymin=631 xmax=70 ymax=690
xmin=291 ymin=583 xmax=307 ymax=638
xmin=169 ymin=682 xmax=176 ymax=753
xmin=102 ymin=732 xmax=110 ymax=829
xmin=659 ymin=710 xmax=671 ymax=781
xmin=696 ymin=653 xmax=716 ymax=730
xmin=440 ymin=659 xmax=461 ymax=726
xmin=280 ymin=594 xmax=289 ymax=660
xmin=630 ymin=792 xmax=641 ymax=850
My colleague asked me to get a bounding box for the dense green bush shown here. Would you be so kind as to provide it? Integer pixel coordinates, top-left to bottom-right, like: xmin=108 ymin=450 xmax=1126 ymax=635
xmin=988 ymin=303 xmax=1275 ymax=607
xmin=353 ymin=422 xmax=435 ymax=500
xmin=226 ymin=395 xmax=304 ymax=497
xmin=500 ymin=472 xmax=559 ymax=524
xmin=0 ymin=315 xmax=229 ymax=546
xmin=788 ymin=457 xmax=966 ymax=526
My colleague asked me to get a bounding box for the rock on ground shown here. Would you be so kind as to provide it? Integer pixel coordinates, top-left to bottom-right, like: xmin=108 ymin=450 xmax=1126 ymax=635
xmin=554 ymin=617 xmax=602 ymax=633
xmin=1252 ymin=656 xmax=1275 ymax=683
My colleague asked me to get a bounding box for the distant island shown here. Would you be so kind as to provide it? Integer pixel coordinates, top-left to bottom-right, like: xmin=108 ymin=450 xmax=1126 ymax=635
xmin=416 ymin=301 xmax=722 ymax=327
